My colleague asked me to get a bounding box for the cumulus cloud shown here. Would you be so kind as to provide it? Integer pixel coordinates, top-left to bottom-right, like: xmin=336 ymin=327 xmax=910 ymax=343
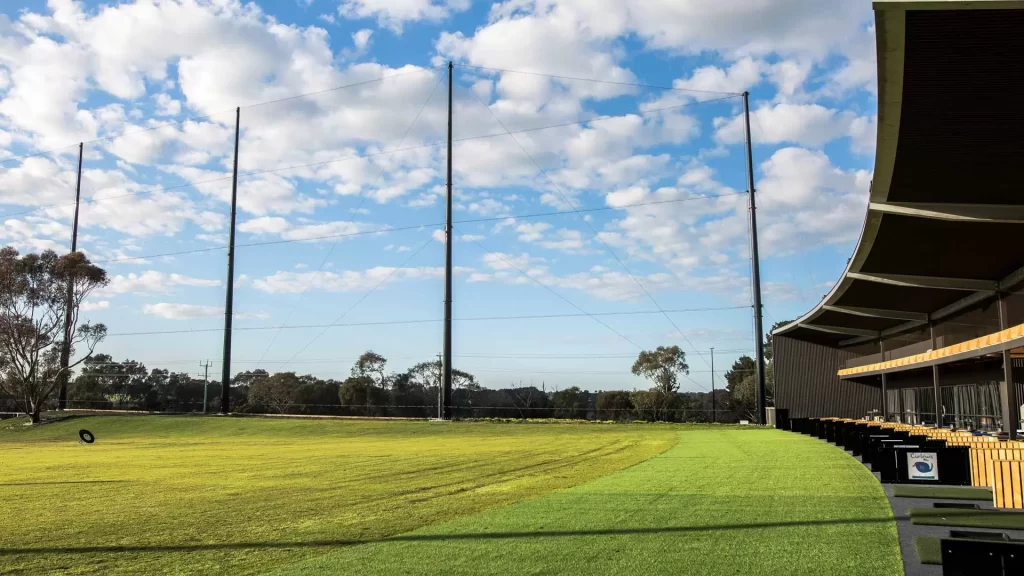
xmin=253 ymin=265 xmax=471 ymax=293
xmin=714 ymin=103 xmax=874 ymax=152
xmin=97 ymin=271 xmax=222 ymax=296
xmin=143 ymin=302 xmax=268 ymax=320
xmin=339 ymin=0 xmax=469 ymax=32
xmin=80 ymin=300 xmax=111 ymax=312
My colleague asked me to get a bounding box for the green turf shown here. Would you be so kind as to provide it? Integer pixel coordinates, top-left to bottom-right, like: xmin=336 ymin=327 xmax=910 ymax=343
xmin=276 ymin=429 xmax=903 ymax=576
xmin=893 ymin=485 xmax=993 ymax=501
xmin=0 ymin=416 xmax=679 ymax=575
xmin=910 ymin=508 xmax=1024 ymax=529
xmin=913 ymin=536 xmax=942 ymax=564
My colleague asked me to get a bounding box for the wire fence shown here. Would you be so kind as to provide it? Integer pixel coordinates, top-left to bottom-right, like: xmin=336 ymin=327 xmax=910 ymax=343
xmin=1 ymin=63 xmax=775 ymax=419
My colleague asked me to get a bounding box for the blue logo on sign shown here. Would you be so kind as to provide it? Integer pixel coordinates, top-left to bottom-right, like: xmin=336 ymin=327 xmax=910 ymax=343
xmin=914 ymin=461 xmax=933 ymax=473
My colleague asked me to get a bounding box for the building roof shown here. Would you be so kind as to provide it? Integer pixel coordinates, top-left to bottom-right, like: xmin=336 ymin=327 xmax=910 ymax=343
xmin=775 ymin=0 xmax=1024 ymax=347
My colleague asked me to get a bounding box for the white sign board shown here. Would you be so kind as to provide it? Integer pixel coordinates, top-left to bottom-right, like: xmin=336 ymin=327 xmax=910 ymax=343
xmin=907 ymin=452 xmax=939 ymax=481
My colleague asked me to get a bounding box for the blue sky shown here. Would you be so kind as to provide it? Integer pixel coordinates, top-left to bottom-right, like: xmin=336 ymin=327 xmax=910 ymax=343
xmin=0 ymin=0 xmax=879 ymax=391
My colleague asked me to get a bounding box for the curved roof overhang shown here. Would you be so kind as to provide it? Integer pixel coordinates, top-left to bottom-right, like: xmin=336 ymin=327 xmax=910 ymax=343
xmin=776 ymin=0 xmax=1024 ymax=348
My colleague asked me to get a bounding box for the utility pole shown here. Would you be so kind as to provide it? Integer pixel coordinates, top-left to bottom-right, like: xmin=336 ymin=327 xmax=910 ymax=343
xmin=442 ymin=61 xmax=454 ymax=420
xmin=220 ymin=107 xmax=241 ymax=414
xmin=710 ymin=347 xmax=716 ymax=424
xmin=437 ymin=353 xmax=443 ymax=420
xmin=743 ymin=92 xmax=767 ymax=426
xmin=58 ymin=142 xmax=85 ymax=411
xmin=200 ymin=361 xmax=212 ymax=414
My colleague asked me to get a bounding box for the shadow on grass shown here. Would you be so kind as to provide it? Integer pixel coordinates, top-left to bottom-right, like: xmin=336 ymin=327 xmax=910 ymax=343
xmin=1 ymin=516 xmax=907 ymax=556
xmin=0 ymin=480 xmax=132 ymax=487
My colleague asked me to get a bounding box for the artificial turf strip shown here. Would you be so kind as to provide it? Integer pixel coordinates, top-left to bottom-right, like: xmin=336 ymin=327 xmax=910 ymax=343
xmin=913 ymin=536 xmax=942 ymax=564
xmin=277 ymin=429 xmax=903 ymax=576
xmin=893 ymin=485 xmax=993 ymax=501
xmin=910 ymin=508 xmax=1024 ymax=529
xmin=0 ymin=416 xmax=679 ymax=575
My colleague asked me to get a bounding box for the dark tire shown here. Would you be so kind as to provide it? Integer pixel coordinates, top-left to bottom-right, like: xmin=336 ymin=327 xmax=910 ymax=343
xmin=79 ymin=429 xmax=95 ymax=444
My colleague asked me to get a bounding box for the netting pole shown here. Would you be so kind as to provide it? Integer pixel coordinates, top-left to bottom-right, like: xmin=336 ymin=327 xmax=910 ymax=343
xmin=442 ymin=62 xmax=454 ymax=420
xmin=220 ymin=107 xmax=240 ymax=414
xmin=742 ymin=92 xmax=767 ymax=426
xmin=58 ymin=142 xmax=84 ymax=411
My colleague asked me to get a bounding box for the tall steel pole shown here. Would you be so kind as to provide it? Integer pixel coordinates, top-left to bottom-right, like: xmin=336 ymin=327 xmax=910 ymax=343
xmin=710 ymin=347 xmax=716 ymax=423
xmin=742 ymin=92 xmax=767 ymax=426
xmin=58 ymin=142 xmax=85 ymax=411
xmin=442 ymin=62 xmax=454 ymax=420
xmin=220 ymin=107 xmax=241 ymax=414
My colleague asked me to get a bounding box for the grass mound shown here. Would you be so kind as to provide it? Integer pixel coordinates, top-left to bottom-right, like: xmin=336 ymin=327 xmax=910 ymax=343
xmin=893 ymin=485 xmax=992 ymax=501
xmin=0 ymin=416 xmax=678 ymax=575
xmin=910 ymin=508 xmax=1024 ymax=529
xmin=277 ymin=429 xmax=902 ymax=576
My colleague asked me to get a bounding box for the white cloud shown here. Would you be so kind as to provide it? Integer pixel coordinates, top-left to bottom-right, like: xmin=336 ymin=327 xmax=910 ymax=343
xmin=499 ymin=0 xmax=871 ymax=58
xmin=143 ymin=302 xmax=268 ymax=320
xmin=153 ymin=93 xmax=181 ymax=116
xmin=80 ymin=300 xmax=111 ymax=312
xmin=714 ymin=103 xmax=873 ymax=151
xmin=339 ymin=0 xmax=469 ymax=32
xmin=98 ymin=271 xmax=222 ymax=296
xmin=516 ymin=222 xmax=551 ymax=242
xmin=253 ymin=265 xmax=471 ymax=293
xmin=756 ymin=147 xmax=871 ymax=254
xmin=239 ymin=216 xmax=376 ymax=242
xmin=673 ymin=58 xmax=763 ymax=95
xmin=0 ymin=216 xmax=69 ymax=253
xmin=847 ymin=115 xmax=877 ymax=155
xmin=352 ymin=28 xmax=373 ymax=50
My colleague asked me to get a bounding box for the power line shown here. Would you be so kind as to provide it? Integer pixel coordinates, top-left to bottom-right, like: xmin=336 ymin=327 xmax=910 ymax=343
xmin=87 ymin=193 xmax=743 ymax=264
xmin=466 ymin=84 xmax=714 ymax=390
xmin=103 ymin=306 xmax=752 ymax=337
xmin=457 ymin=64 xmax=743 ymax=97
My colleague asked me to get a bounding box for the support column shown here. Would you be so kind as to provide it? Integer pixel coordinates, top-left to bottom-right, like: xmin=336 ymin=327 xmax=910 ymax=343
xmin=880 ymin=339 xmax=887 ymax=422
xmin=999 ymin=295 xmax=1020 ymax=439
xmin=930 ymin=321 xmax=941 ymax=428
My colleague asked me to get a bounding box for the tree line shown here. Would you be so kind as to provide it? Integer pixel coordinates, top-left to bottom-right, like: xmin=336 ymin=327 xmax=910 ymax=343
xmin=0 ymin=247 xmax=787 ymax=424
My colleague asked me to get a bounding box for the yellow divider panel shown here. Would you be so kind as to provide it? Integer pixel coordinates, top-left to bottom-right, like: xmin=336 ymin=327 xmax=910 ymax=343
xmin=988 ymin=459 xmax=1024 ymax=509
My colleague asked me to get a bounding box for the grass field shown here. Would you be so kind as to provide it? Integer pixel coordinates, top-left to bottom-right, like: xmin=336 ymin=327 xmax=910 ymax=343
xmin=0 ymin=416 xmax=902 ymax=575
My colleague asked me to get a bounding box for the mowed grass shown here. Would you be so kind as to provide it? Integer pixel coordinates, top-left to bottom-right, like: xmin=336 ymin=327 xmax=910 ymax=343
xmin=0 ymin=416 xmax=678 ymax=575
xmin=279 ymin=429 xmax=903 ymax=576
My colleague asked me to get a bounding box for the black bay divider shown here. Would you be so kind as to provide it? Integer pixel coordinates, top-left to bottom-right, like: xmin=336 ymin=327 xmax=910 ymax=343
xmin=783 ymin=417 xmax=971 ymax=486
